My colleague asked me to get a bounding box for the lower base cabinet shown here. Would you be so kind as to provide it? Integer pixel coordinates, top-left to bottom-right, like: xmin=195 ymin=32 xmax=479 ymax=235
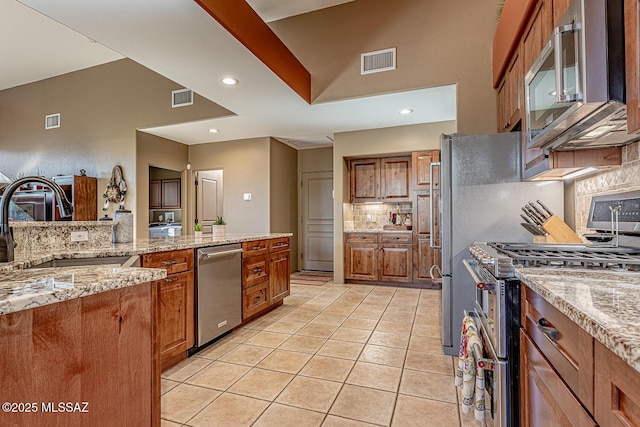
xmin=344 ymin=233 xmax=412 ymax=284
xmin=0 ymin=283 xmax=159 ymax=427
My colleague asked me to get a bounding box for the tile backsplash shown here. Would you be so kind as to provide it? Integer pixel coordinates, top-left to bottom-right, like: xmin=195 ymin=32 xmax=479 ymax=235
xmin=344 ymin=202 xmax=412 ymax=230
xmin=574 ymin=142 xmax=640 ymax=236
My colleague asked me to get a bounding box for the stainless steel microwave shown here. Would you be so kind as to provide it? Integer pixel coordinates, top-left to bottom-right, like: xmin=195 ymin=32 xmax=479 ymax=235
xmin=524 ymin=0 xmax=637 ymax=151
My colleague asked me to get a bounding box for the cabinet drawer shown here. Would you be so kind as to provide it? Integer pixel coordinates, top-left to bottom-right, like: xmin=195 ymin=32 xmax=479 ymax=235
xmin=268 ymin=237 xmax=290 ymax=253
xmin=520 ymin=330 xmax=597 ymax=427
xmin=243 ymin=281 xmax=270 ymax=319
xmin=379 ymin=233 xmax=411 ymax=244
xmin=242 ymin=254 xmax=269 ymax=288
xmin=521 ymin=286 xmax=594 ymax=412
xmin=142 ymin=249 xmax=194 ymax=274
xmin=242 ymin=240 xmax=269 ymax=258
xmin=345 ymin=233 xmax=377 ymax=243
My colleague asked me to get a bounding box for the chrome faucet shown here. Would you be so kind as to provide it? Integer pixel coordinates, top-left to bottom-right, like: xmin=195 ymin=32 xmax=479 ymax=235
xmin=0 ymin=176 xmax=73 ymax=262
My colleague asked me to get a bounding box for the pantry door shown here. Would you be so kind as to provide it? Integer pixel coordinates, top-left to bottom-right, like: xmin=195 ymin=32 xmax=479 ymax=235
xmin=301 ymin=171 xmax=333 ymax=271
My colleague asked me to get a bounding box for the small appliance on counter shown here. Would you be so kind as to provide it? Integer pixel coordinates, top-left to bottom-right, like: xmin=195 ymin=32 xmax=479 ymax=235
xmin=113 ymin=209 xmax=133 ymax=243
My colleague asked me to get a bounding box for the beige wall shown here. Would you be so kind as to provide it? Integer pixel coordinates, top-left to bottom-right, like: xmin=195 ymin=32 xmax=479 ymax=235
xmin=333 ymin=121 xmax=456 ymax=283
xmin=299 ymin=147 xmax=333 ymax=173
xmin=187 ymin=138 xmax=271 ymax=234
xmin=270 ymin=0 xmax=500 ymax=134
xmin=136 ymin=131 xmax=189 ymax=237
xmin=270 ymin=139 xmax=299 ymax=272
xmin=0 ymin=59 xmax=230 ymax=231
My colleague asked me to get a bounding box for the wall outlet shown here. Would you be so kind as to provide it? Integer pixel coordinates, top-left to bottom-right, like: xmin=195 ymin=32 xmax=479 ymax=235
xmin=70 ymin=231 xmax=89 ymax=242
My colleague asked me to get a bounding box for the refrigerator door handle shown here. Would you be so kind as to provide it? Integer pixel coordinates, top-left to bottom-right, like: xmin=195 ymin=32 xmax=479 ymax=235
xmin=429 ymin=264 xmax=443 ymax=284
xmin=429 ymin=161 xmax=441 ymax=249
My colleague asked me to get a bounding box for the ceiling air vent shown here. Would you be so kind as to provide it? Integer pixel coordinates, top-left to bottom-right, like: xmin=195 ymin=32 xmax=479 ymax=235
xmin=361 ymin=47 xmax=396 ymax=75
xmin=172 ymin=89 xmax=193 ymax=108
xmin=45 ymin=113 xmax=60 ymax=129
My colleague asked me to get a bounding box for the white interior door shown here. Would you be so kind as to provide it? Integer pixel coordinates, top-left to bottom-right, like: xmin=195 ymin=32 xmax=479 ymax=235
xmin=195 ymin=169 xmax=223 ymax=233
xmin=301 ymin=171 xmax=333 ymax=271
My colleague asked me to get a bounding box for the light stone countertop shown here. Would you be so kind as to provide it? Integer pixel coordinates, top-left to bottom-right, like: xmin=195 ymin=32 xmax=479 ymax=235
xmin=0 ymin=233 xmax=292 ymax=315
xmin=343 ymin=229 xmax=413 ymax=234
xmin=516 ymin=267 xmax=640 ymax=373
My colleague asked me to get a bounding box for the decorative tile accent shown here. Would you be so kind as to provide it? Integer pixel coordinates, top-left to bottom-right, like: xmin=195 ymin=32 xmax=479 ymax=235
xmin=349 ymin=202 xmax=412 ymax=230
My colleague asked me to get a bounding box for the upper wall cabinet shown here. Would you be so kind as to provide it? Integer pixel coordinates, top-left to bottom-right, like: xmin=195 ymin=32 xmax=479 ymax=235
xmin=150 ymin=179 xmax=181 ymax=209
xmin=496 ymin=48 xmax=522 ymax=132
xmin=349 ymin=156 xmax=411 ymax=203
xmin=626 ymin=0 xmax=640 ymax=134
xmin=411 ymin=150 xmax=440 ymax=190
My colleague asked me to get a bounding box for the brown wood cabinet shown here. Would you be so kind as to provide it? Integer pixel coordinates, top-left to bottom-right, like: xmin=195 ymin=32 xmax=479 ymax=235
xmin=412 ymin=191 xmax=437 ymax=284
xmin=149 ymin=178 xmax=181 ymax=209
xmin=142 ymin=249 xmax=194 ymax=371
xmin=626 ymin=0 xmax=640 ymax=134
xmin=411 ymin=150 xmax=439 ymax=190
xmin=349 ymin=156 xmax=411 ymax=203
xmin=241 ymin=237 xmax=290 ymax=321
xmin=496 ymin=48 xmax=521 ymax=132
xmin=0 ymin=283 xmax=159 ymax=427
xmin=344 ymin=233 xmax=412 ymax=283
xmin=52 ymin=174 xmax=98 ymax=221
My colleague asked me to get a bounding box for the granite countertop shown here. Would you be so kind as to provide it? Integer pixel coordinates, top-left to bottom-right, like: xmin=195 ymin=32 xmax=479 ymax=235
xmin=516 ymin=267 xmax=640 ymax=373
xmin=0 ymin=232 xmax=292 ymax=315
xmin=344 ymin=229 xmax=413 ymax=234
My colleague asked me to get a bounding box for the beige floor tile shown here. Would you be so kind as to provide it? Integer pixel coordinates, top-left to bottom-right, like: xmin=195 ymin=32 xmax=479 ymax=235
xmin=383 ymin=303 xmax=415 ymax=314
xmin=228 ymin=368 xmax=294 ymax=400
xmin=161 ymin=419 xmax=182 ymax=427
xmin=297 ymin=323 xmax=339 ymax=338
xmin=218 ymin=344 xmax=273 ymax=366
xmin=160 ymin=384 xmax=220 ymax=424
xmin=341 ymin=317 xmax=379 ymax=331
xmin=264 ymin=320 xmax=307 ymax=334
xmin=162 ymin=357 xmax=212 ymax=382
xmin=256 ymin=349 xmax=313 ymax=374
xmin=368 ymin=331 xmax=410 ymax=349
xmin=300 ymin=302 xmax=332 ymax=312
xmin=280 ymin=310 xmax=318 ymax=323
xmin=317 ymin=339 xmax=365 ymax=360
xmin=346 ymin=361 xmax=402 ymax=392
xmin=225 ymin=327 xmax=259 ymax=343
xmin=330 ymin=326 xmax=372 ymax=343
xmin=196 ymin=340 xmax=239 ymax=360
xmin=409 ymin=334 xmax=443 ymax=351
xmin=185 ymin=361 xmax=251 ymax=391
xmin=187 ymin=392 xmax=269 ymax=427
xmin=161 ymin=379 xmax=180 ymax=395
xmin=329 ymin=384 xmax=396 ymax=426
xmin=363 ymin=295 xmax=392 ymax=305
xmin=321 ymin=415 xmax=379 ymax=426
xmin=392 ymin=394 xmax=459 ymax=426
xmin=405 ymin=350 xmax=453 ymax=375
xmin=279 ymin=334 xmax=327 ymax=353
xmin=322 ymin=306 xmax=357 ymax=316
xmin=349 ymin=309 xmax=383 ymax=320
xmin=275 ymin=375 xmax=342 ymax=412
xmin=399 ymin=369 xmax=457 ymax=403
xmin=358 ymin=344 xmax=407 ymax=367
xmin=299 ymin=355 xmax=356 ymax=382
xmin=254 ymin=403 xmax=325 ymax=427
xmin=375 ymin=320 xmax=413 ymax=334
xmin=244 ymin=330 xmax=292 ymax=348
xmin=309 ymin=314 xmax=348 ymax=326
xmin=380 ymin=311 xmax=415 ymax=324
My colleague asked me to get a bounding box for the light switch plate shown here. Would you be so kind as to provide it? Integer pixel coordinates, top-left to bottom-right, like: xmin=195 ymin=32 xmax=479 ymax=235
xmin=243 ymin=193 xmax=252 ymax=201
xmin=70 ymin=231 xmax=89 ymax=242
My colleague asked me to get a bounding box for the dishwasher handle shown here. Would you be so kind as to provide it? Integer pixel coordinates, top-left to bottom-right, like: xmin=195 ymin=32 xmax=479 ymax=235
xmin=198 ymin=248 xmax=243 ymax=263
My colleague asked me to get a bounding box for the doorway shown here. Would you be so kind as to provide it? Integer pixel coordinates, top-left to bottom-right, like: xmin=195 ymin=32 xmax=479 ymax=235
xmin=195 ymin=169 xmax=223 ymax=233
xmin=300 ymin=171 xmax=334 ymax=271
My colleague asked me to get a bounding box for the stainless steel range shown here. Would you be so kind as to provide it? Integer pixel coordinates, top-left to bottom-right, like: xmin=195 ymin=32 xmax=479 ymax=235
xmin=463 ymin=189 xmax=640 ymax=426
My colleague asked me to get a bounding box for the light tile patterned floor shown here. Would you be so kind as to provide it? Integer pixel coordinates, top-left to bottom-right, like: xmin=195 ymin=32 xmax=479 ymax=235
xmin=161 ymin=279 xmax=475 ymax=426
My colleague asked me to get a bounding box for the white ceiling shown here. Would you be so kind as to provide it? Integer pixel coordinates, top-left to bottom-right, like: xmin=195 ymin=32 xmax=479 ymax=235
xmin=5 ymin=0 xmax=456 ymax=147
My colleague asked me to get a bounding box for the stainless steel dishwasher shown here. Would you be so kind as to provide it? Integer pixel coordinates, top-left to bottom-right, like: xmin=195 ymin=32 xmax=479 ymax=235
xmin=196 ymin=244 xmax=243 ymax=347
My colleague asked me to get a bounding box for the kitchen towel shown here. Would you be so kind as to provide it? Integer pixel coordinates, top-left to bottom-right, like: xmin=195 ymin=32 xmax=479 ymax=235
xmin=455 ymin=315 xmax=486 ymax=422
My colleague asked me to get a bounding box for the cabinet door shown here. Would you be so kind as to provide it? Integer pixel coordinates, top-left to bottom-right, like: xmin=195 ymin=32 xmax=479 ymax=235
xmin=350 ymin=158 xmax=380 ymax=202
xmin=162 ymin=179 xmax=181 ymax=209
xmin=242 ymin=254 xmax=269 ymax=288
xmin=269 ymin=251 xmax=290 ymax=303
xmin=520 ymin=330 xmax=597 ymax=427
xmin=380 ymin=156 xmax=411 ymax=202
xmin=505 ymin=50 xmax=521 ymax=132
xmin=149 ymin=180 xmax=162 ymax=209
xmin=411 ymin=151 xmax=439 ymax=190
xmin=378 ymin=244 xmax=412 ymax=282
xmin=626 ymin=0 xmax=640 ymax=133
xmin=553 ymin=0 xmax=572 ymax=26
xmin=521 ymin=0 xmax=553 ymax=76
xmin=243 ymin=281 xmax=270 ymax=319
xmin=344 ymin=243 xmax=377 ymax=280
xmin=413 ymin=237 xmax=436 ymax=284
xmin=157 ymin=271 xmax=194 ymax=370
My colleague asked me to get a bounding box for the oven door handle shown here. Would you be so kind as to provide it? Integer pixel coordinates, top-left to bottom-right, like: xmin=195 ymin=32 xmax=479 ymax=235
xmin=536 ymin=318 xmax=559 ymax=341
xmin=462 ymin=259 xmax=495 ymax=291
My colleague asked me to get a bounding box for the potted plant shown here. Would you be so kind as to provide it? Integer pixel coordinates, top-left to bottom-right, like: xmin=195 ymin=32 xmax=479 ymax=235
xmin=194 ymin=223 xmax=203 ymax=239
xmin=212 ymin=216 xmax=226 ymax=237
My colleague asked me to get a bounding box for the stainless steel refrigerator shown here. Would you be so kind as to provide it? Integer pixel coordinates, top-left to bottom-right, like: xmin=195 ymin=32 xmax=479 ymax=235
xmin=434 ymin=133 xmax=564 ymax=356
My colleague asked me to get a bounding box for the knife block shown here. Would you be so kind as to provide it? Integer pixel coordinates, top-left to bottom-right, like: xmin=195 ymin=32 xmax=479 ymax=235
xmin=541 ymin=215 xmax=582 ymax=244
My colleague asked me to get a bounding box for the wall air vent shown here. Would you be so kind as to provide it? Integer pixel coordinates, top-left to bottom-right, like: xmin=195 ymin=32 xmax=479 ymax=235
xmin=284 ymin=136 xmax=334 ymax=149
xmin=361 ymin=47 xmax=396 ymax=75
xmin=172 ymin=89 xmax=193 ymax=108
xmin=45 ymin=113 xmax=60 ymax=129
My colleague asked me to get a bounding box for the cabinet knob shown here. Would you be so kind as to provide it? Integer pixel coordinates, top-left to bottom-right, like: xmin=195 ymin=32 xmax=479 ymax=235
xmin=162 ymin=260 xmax=178 ymax=266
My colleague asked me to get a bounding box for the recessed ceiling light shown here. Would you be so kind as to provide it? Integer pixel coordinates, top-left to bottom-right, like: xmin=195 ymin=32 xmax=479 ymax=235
xmin=220 ymin=77 xmax=239 ymax=85
xmin=209 ymin=128 xmax=219 ymax=133
xmin=399 ymin=108 xmax=413 ymax=115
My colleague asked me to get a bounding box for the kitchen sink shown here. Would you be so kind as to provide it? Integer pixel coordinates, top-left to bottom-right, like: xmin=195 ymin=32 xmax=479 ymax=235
xmin=29 ymin=255 xmax=140 ymax=269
